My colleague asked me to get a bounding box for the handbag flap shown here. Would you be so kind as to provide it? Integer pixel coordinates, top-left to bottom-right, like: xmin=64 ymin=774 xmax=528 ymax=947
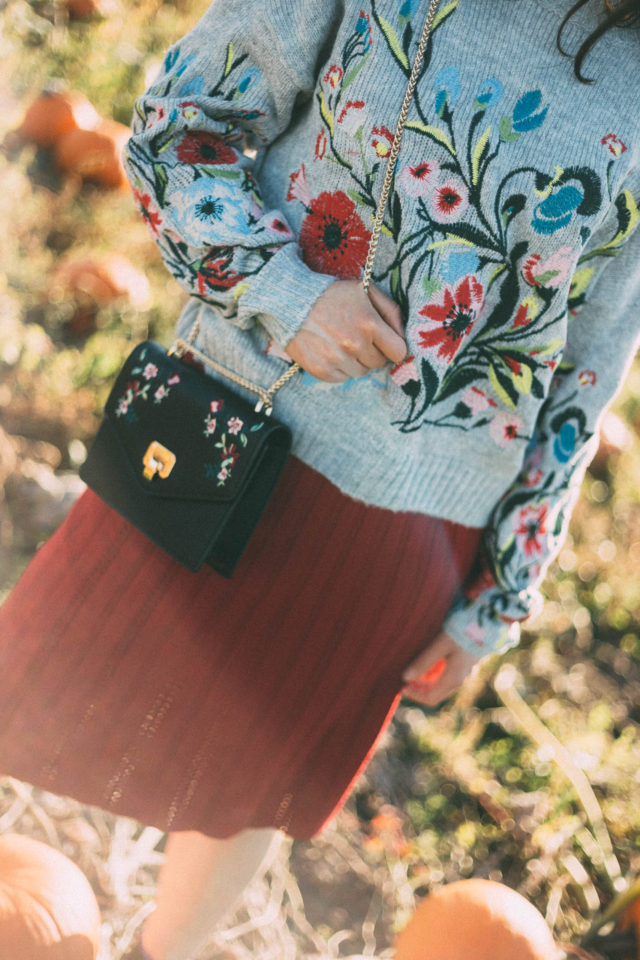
xmin=102 ymin=341 xmax=291 ymax=504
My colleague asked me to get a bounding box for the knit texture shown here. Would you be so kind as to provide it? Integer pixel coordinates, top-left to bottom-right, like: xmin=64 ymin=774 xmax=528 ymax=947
xmin=123 ymin=0 xmax=640 ymax=658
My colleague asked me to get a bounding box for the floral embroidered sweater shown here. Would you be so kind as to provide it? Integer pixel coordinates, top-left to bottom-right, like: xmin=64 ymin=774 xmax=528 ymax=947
xmin=123 ymin=0 xmax=640 ymax=660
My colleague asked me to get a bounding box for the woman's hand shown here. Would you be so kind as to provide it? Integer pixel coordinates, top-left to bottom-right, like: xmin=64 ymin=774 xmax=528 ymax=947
xmin=285 ymin=280 xmax=407 ymax=382
xmin=401 ymin=631 xmax=479 ymax=707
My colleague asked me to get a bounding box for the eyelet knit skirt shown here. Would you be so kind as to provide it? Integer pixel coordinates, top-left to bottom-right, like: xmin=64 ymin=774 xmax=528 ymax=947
xmin=0 ymin=456 xmax=482 ymax=839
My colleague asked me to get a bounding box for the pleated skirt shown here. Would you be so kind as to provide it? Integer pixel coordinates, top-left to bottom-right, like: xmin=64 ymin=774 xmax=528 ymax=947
xmin=0 ymin=456 xmax=482 ymax=839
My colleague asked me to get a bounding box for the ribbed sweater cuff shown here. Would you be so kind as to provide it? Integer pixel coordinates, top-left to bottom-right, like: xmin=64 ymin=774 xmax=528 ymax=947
xmin=441 ymin=597 xmax=522 ymax=660
xmin=240 ymin=245 xmax=336 ymax=348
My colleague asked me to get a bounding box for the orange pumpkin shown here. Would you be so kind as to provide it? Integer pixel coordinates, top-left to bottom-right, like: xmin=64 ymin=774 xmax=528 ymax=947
xmin=0 ymin=833 xmax=100 ymax=960
xmin=16 ymin=90 xmax=100 ymax=149
xmin=394 ymin=879 xmax=559 ymax=960
xmin=53 ymin=254 xmax=152 ymax=309
xmin=54 ymin=120 xmax=130 ymax=189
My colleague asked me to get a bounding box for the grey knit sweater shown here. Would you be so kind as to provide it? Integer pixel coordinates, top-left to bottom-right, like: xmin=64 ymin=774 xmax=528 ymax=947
xmin=123 ymin=0 xmax=640 ymax=658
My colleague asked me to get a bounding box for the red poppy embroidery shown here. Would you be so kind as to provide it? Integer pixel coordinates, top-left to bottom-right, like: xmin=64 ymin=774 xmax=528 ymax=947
xmin=175 ymin=132 xmax=237 ymax=165
xmin=298 ymin=190 xmax=371 ymax=279
xmin=133 ymin=187 xmax=163 ymax=236
xmin=515 ymin=503 xmax=548 ymax=556
xmin=601 ymin=133 xmax=627 ymax=158
xmin=415 ymin=275 xmax=484 ymax=362
xmin=196 ymin=250 xmax=245 ymax=294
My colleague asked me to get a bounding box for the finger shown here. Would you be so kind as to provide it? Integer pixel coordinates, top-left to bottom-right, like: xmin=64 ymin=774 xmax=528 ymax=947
xmin=354 ymin=341 xmax=391 ymax=370
xmin=370 ymin=317 xmax=407 ymax=365
xmin=337 ymin=357 xmax=372 ymax=379
xmin=402 ymin=632 xmax=454 ymax=684
xmin=367 ymin=284 xmax=406 ymax=339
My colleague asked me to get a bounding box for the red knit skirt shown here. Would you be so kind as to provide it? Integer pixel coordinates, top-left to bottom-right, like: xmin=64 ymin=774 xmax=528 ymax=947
xmin=0 ymin=456 xmax=482 ymax=839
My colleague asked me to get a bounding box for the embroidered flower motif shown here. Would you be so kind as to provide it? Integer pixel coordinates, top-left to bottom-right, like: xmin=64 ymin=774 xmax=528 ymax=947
xmin=133 ymin=188 xmax=163 ymax=237
xmin=356 ymin=10 xmax=372 ymax=50
xmin=578 ymin=370 xmax=597 ymax=386
xmin=211 ymin=400 xmax=224 ymax=412
xmin=196 ymin=249 xmax=245 ymax=295
xmin=286 ymin=164 xmax=313 ymax=207
xmin=429 ymin=178 xmax=469 ymax=222
xmin=399 ymin=0 xmax=420 ymax=20
xmin=371 ymin=125 xmax=394 ymax=158
xmin=397 ymin=160 xmax=440 ymax=197
xmin=179 ymin=101 xmax=202 ymax=121
xmin=512 ymin=90 xmax=548 ymax=133
xmin=531 ymin=184 xmax=583 ymax=235
xmin=489 ymin=411 xmax=524 ymax=446
xmin=337 ymin=100 xmax=365 ymax=132
xmin=473 ymin=77 xmax=504 ymax=112
xmin=154 ymin=384 xmax=167 ymax=403
xmin=264 ymin=216 xmax=294 ymax=238
xmin=218 ymin=466 xmax=229 ymax=482
xmin=236 ymin=67 xmax=260 ymax=96
xmin=515 ymin=503 xmax=548 ymax=556
xmin=461 ymin=385 xmax=497 ymax=414
xmin=522 ymin=446 xmax=544 ymax=487
xmin=390 ymin=355 xmax=419 ymax=386
xmin=299 ymin=190 xmax=371 ymax=279
xmin=441 ymin=248 xmax=480 ymax=284
xmin=601 ymin=133 xmax=627 ymax=157
xmin=553 ymin=420 xmax=579 ymax=462
xmin=175 ymin=132 xmax=237 ymax=165
xmin=227 ymin=416 xmax=244 ymax=435
xmin=169 ymin=179 xmax=253 ymax=246
xmin=511 ymin=296 xmax=539 ymax=329
xmin=117 ymin=399 xmax=129 ymax=416
xmin=415 ymin=275 xmax=484 ymax=363
xmin=143 ymin=363 xmax=159 ymax=380
xmin=522 ymin=246 xmax=576 ymax=288
xmin=204 ymin=416 xmax=217 ymax=436
xmin=464 ymin=622 xmax=487 ymax=646
xmin=323 ymin=65 xmax=343 ymax=88
xmin=315 ymin=130 xmax=327 ymax=161
xmin=434 ymin=65 xmax=461 ymax=116
xmin=144 ymin=106 xmax=166 ymax=131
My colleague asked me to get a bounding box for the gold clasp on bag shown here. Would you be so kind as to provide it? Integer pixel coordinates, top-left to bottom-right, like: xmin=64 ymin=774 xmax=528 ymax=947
xmin=143 ymin=441 xmax=176 ymax=481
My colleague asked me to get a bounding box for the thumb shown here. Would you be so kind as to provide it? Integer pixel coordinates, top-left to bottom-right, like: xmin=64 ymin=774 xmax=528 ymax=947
xmin=367 ymin=283 xmax=406 ymax=340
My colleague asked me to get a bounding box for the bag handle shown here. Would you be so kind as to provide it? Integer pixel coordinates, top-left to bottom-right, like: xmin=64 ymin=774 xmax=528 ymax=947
xmin=172 ymin=0 xmax=441 ymax=412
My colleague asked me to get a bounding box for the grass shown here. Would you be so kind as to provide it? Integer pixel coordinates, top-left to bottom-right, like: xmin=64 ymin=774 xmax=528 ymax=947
xmin=2 ymin=1 xmax=640 ymax=957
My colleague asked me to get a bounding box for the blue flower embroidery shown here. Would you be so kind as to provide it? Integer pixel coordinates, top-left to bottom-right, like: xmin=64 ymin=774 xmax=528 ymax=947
xmin=399 ymin=0 xmax=420 ymax=18
xmin=237 ymin=68 xmax=260 ymax=96
xmin=181 ymin=75 xmax=204 ymax=96
xmin=553 ymin=421 xmax=577 ymax=462
xmin=532 ymin=185 xmax=583 ymax=234
xmin=435 ymin=65 xmax=461 ymax=116
xmin=169 ymin=179 xmax=253 ymax=247
xmin=474 ymin=77 xmax=504 ymax=111
xmin=512 ymin=90 xmax=548 ymax=133
xmin=441 ymin=249 xmax=480 ymax=284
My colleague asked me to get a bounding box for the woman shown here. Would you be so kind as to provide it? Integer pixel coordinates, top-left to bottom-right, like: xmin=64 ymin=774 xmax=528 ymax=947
xmin=1 ymin=1 xmax=638 ymax=958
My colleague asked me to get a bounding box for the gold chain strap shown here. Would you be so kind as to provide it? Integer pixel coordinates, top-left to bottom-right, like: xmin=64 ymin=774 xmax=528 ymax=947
xmin=172 ymin=0 xmax=441 ymax=413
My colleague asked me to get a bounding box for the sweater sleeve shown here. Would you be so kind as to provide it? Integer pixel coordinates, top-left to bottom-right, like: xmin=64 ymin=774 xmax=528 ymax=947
xmin=123 ymin=0 xmax=343 ymax=347
xmin=441 ymin=186 xmax=640 ymax=659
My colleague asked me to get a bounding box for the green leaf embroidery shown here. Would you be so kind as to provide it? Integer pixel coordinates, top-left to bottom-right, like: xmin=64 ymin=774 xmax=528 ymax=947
xmin=377 ymin=15 xmax=409 ymax=70
xmin=471 ymin=125 xmax=491 ymax=185
xmin=341 ymin=51 xmax=372 ymax=94
xmin=224 ymin=42 xmax=234 ymax=78
xmin=499 ymin=115 xmax=520 ymax=143
xmin=152 ymin=163 xmax=168 ymax=207
xmin=432 ymin=0 xmax=459 ymax=32
xmin=601 ymin=189 xmax=639 ymax=250
xmin=486 ymin=263 xmax=507 ymax=293
xmin=196 ymin=166 xmax=241 ymax=180
xmin=489 ymin=362 xmax=518 ymax=409
xmin=405 ymin=121 xmax=456 ymax=157
xmin=347 ymin=188 xmax=371 ymax=207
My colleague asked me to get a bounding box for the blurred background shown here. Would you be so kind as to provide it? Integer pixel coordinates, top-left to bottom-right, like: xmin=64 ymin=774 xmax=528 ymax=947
xmin=2 ymin=1 xmax=640 ymax=958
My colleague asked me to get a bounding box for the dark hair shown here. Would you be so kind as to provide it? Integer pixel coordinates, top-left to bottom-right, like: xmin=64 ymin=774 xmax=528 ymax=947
xmin=558 ymin=0 xmax=640 ymax=82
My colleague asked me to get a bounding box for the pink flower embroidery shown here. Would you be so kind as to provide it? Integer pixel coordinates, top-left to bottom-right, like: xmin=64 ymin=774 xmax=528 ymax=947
xmin=390 ymin=355 xmax=419 ymax=386
xmin=210 ymin=399 xmax=224 ymax=412
xmin=489 ymin=411 xmax=524 ymax=447
xmin=143 ymin=363 xmax=158 ymax=380
xmin=415 ymin=275 xmax=484 ymax=363
xmin=397 ymin=160 xmax=440 ymax=197
xmin=461 ymin=385 xmax=497 ymax=414
xmin=337 ymin=100 xmax=365 ymax=132
xmin=227 ymin=416 xmax=244 ymax=435
xmin=286 ymin=164 xmax=312 ymax=207
xmin=601 ymin=133 xmax=627 ymax=157
xmin=522 ymin=246 xmax=576 ymax=288
xmin=218 ymin=467 xmax=229 ymax=483
xmin=206 ymin=418 xmax=217 ymax=434
xmin=117 ymin=399 xmax=129 ymax=416
xmin=154 ymin=384 xmax=166 ymax=402
xmin=515 ymin=503 xmax=548 ymax=556
xmin=168 ymin=373 xmax=181 ymax=386
xmin=430 ymin=178 xmax=469 ymax=222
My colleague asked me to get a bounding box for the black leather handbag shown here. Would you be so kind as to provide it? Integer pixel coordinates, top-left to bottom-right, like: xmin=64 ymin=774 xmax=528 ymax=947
xmin=80 ymin=337 xmax=294 ymax=577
